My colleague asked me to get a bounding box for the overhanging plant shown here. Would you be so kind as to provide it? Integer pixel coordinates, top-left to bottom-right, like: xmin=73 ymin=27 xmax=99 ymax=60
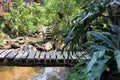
xmin=81 ymin=24 xmax=120 ymax=80
xmin=65 ymin=0 xmax=120 ymax=80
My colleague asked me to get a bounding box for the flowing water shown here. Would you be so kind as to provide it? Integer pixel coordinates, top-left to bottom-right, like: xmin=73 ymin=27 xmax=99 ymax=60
xmin=0 ymin=66 xmax=43 ymax=80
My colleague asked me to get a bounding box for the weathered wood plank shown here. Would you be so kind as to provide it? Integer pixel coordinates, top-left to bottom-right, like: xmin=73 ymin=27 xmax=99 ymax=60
xmin=63 ymin=51 xmax=69 ymax=59
xmin=56 ymin=52 xmax=64 ymax=59
xmin=50 ymin=51 xmax=56 ymax=60
xmin=5 ymin=50 xmax=18 ymax=59
xmin=44 ymin=52 xmax=50 ymax=63
xmin=14 ymin=51 xmax=24 ymax=60
xmin=0 ymin=50 xmax=12 ymax=59
xmin=74 ymin=52 xmax=84 ymax=59
xmin=0 ymin=50 xmax=5 ymax=54
xmin=56 ymin=52 xmax=64 ymax=64
xmin=34 ymin=51 xmax=41 ymax=63
xmin=45 ymin=52 xmax=50 ymax=60
xmin=39 ymin=52 xmax=46 ymax=63
xmin=40 ymin=52 xmax=46 ymax=59
xmin=20 ymin=51 xmax=29 ymax=59
xmin=27 ymin=50 xmax=36 ymax=60
xmin=69 ymin=52 xmax=77 ymax=59
xmin=35 ymin=51 xmax=41 ymax=59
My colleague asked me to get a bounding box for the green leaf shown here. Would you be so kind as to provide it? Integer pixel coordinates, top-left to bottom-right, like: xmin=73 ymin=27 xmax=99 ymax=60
xmin=85 ymin=52 xmax=111 ymax=80
xmin=109 ymin=24 xmax=120 ymax=34
xmin=85 ymin=42 xmax=111 ymax=51
xmin=65 ymin=24 xmax=78 ymax=43
xmin=114 ymin=50 xmax=120 ymax=72
xmin=86 ymin=50 xmax=105 ymax=73
xmin=87 ymin=31 xmax=117 ymax=49
xmin=87 ymin=57 xmax=110 ymax=80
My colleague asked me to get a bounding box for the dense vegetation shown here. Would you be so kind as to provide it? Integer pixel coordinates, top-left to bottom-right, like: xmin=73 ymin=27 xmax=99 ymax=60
xmin=1 ymin=0 xmax=46 ymax=38
xmin=0 ymin=0 xmax=120 ymax=80
xmin=64 ymin=0 xmax=120 ymax=80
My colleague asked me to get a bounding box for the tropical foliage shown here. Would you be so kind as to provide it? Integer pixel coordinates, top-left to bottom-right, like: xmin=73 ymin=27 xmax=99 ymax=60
xmin=0 ymin=0 xmax=120 ymax=79
xmin=2 ymin=0 xmax=45 ymax=38
xmin=44 ymin=0 xmax=81 ymax=34
xmin=65 ymin=0 xmax=120 ymax=80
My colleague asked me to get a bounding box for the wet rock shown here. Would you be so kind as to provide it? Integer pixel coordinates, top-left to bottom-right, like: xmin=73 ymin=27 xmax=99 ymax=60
xmin=2 ymin=40 xmax=10 ymax=45
xmin=29 ymin=42 xmax=44 ymax=51
xmin=10 ymin=39 xmax=17 ymax=43
xmin=18 ymin=40 xmax=25 ymax=44
xmin=11 ymin=43 xmax=20 ymax=49
xmin=21 ymin=45 xmax=37 ymax=51
xmin=44 ymin=42 xmax=53 ymax=51
xmin=16 ymin=37 xmax=24 ymax=40
xmin=46 ymin=72 xmax=61 ymax=80
xmin=0 ymin=44 xmax=10 ymax=49
xmin=35 ymin=67 xmax=70 ymax=80
xmin=35 ymin=43 xmax=44 ymax=51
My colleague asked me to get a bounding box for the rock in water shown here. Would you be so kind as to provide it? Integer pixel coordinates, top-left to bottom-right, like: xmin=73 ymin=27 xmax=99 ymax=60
xmin=44 ymin=42 xmax=52 ymax=51
xmin=46 ymin=72 xmax=60 ymax=80
xmin=18 ymin=40 xmax=25 ymax=44
xmin=11 ymin=43 xmax=20 ymax=49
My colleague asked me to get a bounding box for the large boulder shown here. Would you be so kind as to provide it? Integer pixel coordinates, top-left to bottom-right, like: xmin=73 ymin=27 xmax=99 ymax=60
xmin=11 ymin=43 xmax=20 ymax=49
xmin=44 ymin=42 xmax=53 ymax=51
xmin=21 ymin=45 xmax=37 ymax=51
xmin=46 ymin=72 xmax=60 ymax=80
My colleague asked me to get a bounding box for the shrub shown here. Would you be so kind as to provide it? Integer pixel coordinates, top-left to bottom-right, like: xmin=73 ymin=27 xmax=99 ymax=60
xmin=2 ymin=0 xmax=45 ymax=38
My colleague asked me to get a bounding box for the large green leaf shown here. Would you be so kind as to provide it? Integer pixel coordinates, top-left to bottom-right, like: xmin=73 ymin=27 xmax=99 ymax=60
xmin=87 ymin=31 xmax=117 ymax=49
xmin=85 ymin=50 xmax=111 ymax=80
xmin=86 ymin=57 xmax=110 ymax=80
xmin=103 ymin=32 xmax=119 ymax=49
xmin=109 ymin=24 xmax=120 ymax=34
xmin=85 ymin=50 xmax=105 ymax=73
xmin=85 ymin=42 xmax=111 ymax=51
xmin=65 ymin=24 xmax=78 ymax=43
xmin=114 ymin=50 xmax=120 ymax=72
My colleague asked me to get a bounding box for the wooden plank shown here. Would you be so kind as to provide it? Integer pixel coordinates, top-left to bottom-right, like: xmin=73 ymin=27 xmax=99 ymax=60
xmin=50 ymin=51 xmax=56 ymax=60
xmin=44 ymin=52 xmax=50 ymax=63
xmin=45 ymin=50 xmax=55 ymax=59
xmin=0 ymin=50 xmax=12 ymax=59
xmin=45 ymin=52 xmax=50 ymax=60
xmin=5 ymin=50 xmax=18 ymax=59
xmin=0 ymin=50 xmax=5 ymax=54
xmin=40 ymin=52 xmax=46 ymax=59
xmin=20 ymin=51 xmax=29 ymax=59
xmin=56 ymin=52 xmax=64 ymax=64
xmin=14 ymin=51 xmax=24 ymax=60
xmin=70 ymin=52 xmax=77 ymax=59
xmin=50 ymin=51 xmax=56 ymax=65
xmin=63 ymin=51 xmax=69 ymax=59
xmin=39 ymin=52 xmax=46 ymax=63
xmin=27 ymin=50 xmax=36 ymax=60
xmin=74 ymin=52 xmax=82 ymax=58
xmin=35 ymin=51 xmax=41 ymax=59
xmin=56 ymin=52 xmax=64 ymax=60
xmin=34 ymin=51 xmax=41 ymax=63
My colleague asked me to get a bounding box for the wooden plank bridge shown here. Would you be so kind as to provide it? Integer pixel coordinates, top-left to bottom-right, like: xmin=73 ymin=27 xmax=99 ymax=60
xmin=0 ymin=49 xmax=81 ymax=67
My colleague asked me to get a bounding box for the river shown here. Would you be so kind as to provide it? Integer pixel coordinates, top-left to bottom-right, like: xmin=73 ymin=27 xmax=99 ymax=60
xmin=0 ymin=66 xmax=42 ymax=80
xmin=0 ymin=66 xmax=70 ymax=80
